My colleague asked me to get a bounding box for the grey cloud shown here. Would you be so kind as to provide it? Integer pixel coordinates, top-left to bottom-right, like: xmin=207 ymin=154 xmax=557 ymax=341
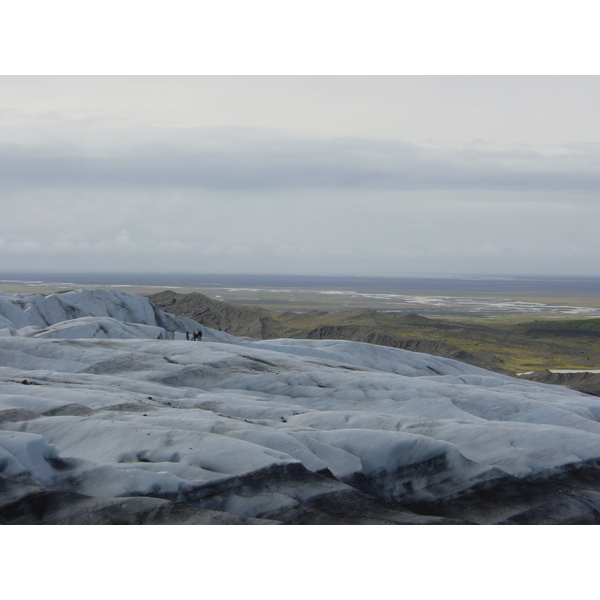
xmin=1 ymin=128 xmax=599 ymax=194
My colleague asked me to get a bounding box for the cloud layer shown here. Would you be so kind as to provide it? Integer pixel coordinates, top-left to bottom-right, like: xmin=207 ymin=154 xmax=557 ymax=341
xmin=2 ymin=124 xmax=599 ymax=194
xmin=1 ymin=77 xmax=599 ymax=276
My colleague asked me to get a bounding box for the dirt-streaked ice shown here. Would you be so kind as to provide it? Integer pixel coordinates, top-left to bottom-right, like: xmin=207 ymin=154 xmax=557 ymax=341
xmin=2 ymin=288 xmax=600 ymax=524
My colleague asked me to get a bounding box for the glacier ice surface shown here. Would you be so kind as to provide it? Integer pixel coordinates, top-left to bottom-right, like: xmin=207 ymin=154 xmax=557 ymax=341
xmin=2 ymin=288 xmax=600 ymax=524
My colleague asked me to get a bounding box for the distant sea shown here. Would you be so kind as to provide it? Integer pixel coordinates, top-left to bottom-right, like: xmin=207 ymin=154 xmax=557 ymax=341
xmin=1 ymin=272 xmax=600 ymax=316
xmin=2 ymin=271 xmax=600 ymax=293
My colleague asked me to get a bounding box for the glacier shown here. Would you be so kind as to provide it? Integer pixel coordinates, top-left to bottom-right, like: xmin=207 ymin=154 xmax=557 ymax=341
xmin=2 ymin=288 xmax=600 ymax=524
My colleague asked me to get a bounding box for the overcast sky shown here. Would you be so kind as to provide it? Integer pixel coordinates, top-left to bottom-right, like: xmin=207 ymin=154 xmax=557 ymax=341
xmin=1 ymin=75 xmax=599 ymax=277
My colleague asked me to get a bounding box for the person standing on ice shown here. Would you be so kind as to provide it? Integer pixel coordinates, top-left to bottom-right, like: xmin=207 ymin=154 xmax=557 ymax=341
xmin=185 ymin=331 xmax=190 ymax=340
xmin=197 ymin=328 xmax=203 ymax=341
